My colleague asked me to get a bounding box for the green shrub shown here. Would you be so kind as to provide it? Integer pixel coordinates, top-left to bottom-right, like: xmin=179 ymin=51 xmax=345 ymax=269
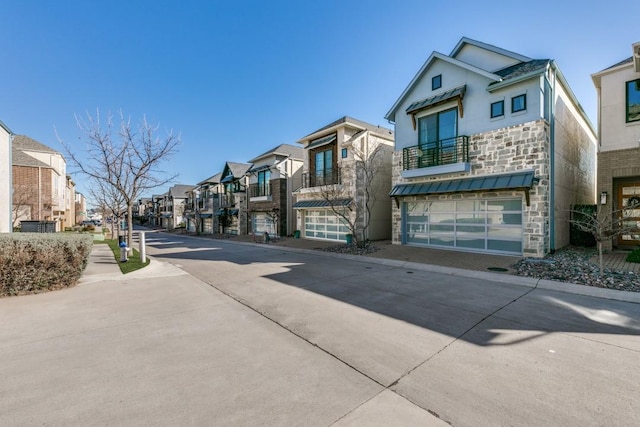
xmin=626 ymin=247 xmax=640 ymax=263
xmin=0 ymin=233 xmax=93 ymax=297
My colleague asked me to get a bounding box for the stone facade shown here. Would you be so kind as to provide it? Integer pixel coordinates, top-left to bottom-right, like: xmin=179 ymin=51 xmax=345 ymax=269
xmin=391 ymin=119 xmax=551 ymax=257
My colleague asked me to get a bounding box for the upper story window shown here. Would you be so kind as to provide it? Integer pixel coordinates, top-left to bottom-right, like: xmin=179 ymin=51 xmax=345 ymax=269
xmin=491 ymin=100 xmax=504 ymax=118
xmin=511 ymin=94 xmax=526 ymax=113
xmin=257 ymin=169 xmax=270 ymax=189
xmin=341 ymin=148 xmax=347 ymax=158
xmin=418 ymin=108 xmax=458 ymax=148
xmin=626 ymin=78 xmax=640 ymax=123
xmin=432 ymin=74 xmax=442 ymax=90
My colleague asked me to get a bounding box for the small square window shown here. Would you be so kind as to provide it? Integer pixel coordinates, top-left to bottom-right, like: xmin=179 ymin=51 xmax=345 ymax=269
xmin=341 ymin=148 xmax=347 ymax=158
xmin=491 ymin=100 xmax=504 ymax=118
xmin=432 ymin=74 xmax=442 ymax=90
xmin=512 ymin=94 xmax=526 ymax=113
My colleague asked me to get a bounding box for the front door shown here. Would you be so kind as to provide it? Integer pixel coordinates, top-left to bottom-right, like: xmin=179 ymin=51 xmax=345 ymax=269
xmin=617 ymin=182 xmax=640 ymax=246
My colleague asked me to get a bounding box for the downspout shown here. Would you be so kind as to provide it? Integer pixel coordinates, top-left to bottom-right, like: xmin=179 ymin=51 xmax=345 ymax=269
xmin=549 ymin=63 xmax=557 ymax=253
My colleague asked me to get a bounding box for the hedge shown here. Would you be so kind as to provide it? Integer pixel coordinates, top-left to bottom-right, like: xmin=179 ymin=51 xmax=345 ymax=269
xmin=0 ymin=233 xmax=93 ymax=297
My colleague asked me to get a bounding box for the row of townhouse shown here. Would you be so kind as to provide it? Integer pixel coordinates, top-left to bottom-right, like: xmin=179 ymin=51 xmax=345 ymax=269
xmin=0 ymin=125 xmax=86 ymax=233
xmin=139 ymin=37 xmax=640 ymax=258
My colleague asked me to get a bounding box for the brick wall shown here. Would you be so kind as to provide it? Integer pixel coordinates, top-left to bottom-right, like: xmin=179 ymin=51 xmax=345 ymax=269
xmin=12 ymin=165 xmax=53 ymax=222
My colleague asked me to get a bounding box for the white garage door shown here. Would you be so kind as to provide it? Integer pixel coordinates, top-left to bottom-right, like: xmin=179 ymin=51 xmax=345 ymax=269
xmin=304 ymin=209 xmax=350 ymax=241
xmin=403 ymin=199 xmax=523 ymax=255
xmin=252 ymin=213 xmax=277 ymax=236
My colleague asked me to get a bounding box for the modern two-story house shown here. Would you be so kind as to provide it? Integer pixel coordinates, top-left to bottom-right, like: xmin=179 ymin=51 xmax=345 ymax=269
xmin=385 ymin=37 xmax=596 ymax=257
xmin=217 ymin=162 xmax=251 ymax=235
xmin=592 ymin=41 xmax=640 ymax=250
xmin=184 ymin=172 xmax=222 ymax=234
xmin=293 ymin=116 xmax=395 ymax=242
xmin=246 ymin=144 xmax=304 ymax=237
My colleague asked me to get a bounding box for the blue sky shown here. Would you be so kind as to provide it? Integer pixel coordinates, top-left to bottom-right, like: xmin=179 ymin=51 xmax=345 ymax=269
xmin=2 ymin=0 xmax=639 ymax=202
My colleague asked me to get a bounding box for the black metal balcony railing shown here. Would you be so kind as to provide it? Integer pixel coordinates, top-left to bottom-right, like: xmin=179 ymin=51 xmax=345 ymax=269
xmin=402 ymin=136 xmax=469 ymax=170
xmin=249 ymin=183 xmax=271 ymax=198
xmin=219 ymin=193 xmax=236 ymax=207
xmin=302 ymin=168 xmax=341 ymax=188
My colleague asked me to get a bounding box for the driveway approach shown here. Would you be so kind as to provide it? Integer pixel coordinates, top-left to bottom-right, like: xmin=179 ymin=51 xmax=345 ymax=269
xmin=1 ymin=233 xmax=639 ymax=426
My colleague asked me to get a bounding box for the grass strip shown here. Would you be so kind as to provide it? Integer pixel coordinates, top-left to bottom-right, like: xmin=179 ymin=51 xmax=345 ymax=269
xmin=101 ymin=239 xmax=150 ymax=274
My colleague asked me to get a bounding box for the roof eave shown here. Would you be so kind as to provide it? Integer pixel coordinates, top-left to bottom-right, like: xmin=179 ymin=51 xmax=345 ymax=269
xmin=487 ymin=67 xmax=547 ymax=93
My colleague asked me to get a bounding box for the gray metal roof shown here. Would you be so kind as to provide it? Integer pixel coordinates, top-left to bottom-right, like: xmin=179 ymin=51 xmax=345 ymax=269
xmin=169 ymin=184 xmax=195 ymax=198
xmin=197 ymin=172 xmax=222 ymax=186
xmin=389 ymin=170 xmax=535 ymax=197
xmin=307 ymin=134 xmax=337 ymax=149
xmin=599 ymin=56 xmax=633 ymax=72
xmin=300 ymin=116 xmax=393 ymax=141
xmin=406 ymin=85 xmax=466 ymax=115
xmin=248 ymin=143 xmax=304 ymax=163
xmin=225 ymin=162 xmax=252 ymax=178
xmin=12 ymin=135 xmax=59 ymax=154
xmin=293 ymin=199 xmax=352 ymax=209
xmin=11 ymin=147 xmax=51 ymax=168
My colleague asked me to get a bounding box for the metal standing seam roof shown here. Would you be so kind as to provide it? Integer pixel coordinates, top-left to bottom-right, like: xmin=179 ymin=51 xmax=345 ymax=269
xmin=389 ymin=170 xmax=535 ymax=197
xmin=306 ymin=134 xmax=337 ymax=149
xmin=293 ymin=199 xmax=352 ymax=209
xmin=405 ymin=85 xmax=466 ymax=115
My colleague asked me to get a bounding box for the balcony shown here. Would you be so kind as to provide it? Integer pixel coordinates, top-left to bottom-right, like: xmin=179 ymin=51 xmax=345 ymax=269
xmin=219 ymin=193 xmax=236 ymax=207
xmin=302 ymin=168 xmax=341 ymax=188
xmin=401 ymin=136 xmax=470 ymax=178
xmin=249 ymin=183 xmax=272 ymax=200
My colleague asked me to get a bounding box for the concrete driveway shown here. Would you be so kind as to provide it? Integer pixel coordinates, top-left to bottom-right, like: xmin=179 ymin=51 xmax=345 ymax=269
xmin=1 ymin=232 xmax=639 ymax=426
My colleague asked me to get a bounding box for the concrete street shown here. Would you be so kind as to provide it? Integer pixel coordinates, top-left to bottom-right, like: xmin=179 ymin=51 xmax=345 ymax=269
xmin=1 ymin=231 xmax=639 ymax=426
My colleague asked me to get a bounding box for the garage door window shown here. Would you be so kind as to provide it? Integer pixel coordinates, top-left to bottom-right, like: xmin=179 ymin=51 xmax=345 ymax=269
xmin=403 ymin=199 xmax=522 ymax=254
xmin=304 ymin=209 xmax=350 ymax=241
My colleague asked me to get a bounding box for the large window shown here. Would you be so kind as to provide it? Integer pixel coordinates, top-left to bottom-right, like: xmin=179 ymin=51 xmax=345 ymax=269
xmin=418 ymin=108 xmax=458 ymax=164
xmin=315 ymin=148 xmax=334 ymax=185
xmin=403 ymin=199 xmax=523 ymax=254
xmin=256 ymin=170 xmax=271 ymax=197
xmin=626 ymin=79 xmax=640 ymax=123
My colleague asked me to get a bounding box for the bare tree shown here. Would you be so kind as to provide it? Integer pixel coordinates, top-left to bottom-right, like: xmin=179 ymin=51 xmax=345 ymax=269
xmin=87 ymin=176 xmax=126 ymax=241
xmin=12 ymin=184 xmax=36 ymax=228
xmin=59 ymin=110 xmax=180 ymax=245
xmin=318 ymin=139 xmax=391 ymax=246
xmin=570 ymin=200 xmax=640 ymax=274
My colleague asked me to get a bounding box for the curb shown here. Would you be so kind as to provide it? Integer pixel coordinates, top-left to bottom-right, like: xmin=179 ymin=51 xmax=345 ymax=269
xmin=139 ymin=232 xmax=640 ymax=305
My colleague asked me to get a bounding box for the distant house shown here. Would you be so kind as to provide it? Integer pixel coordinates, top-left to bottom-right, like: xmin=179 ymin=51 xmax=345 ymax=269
xmin=592 ymin=41 xmax=640 ymax=250
xmin=218 ymin=162 xmax=251 ymax=235
xmin=12 ymin=135 xmax=69 ymax=231
xmin=184 ymin=172 xmax=222 ymax=235
xmin=385 ymin=37 xmax=596 ymax=257
xmin=246 ymin=144 xmax=304 ymax=237
xmin=160 ymin=184 xmax=194 ymax=229
xmin=293 ymin=116 xmax=395 ymax=242
xmin=0 ymin=120 xmax=12 ymax=233
xmin=75 ymin=192 xmax=87 ymax=225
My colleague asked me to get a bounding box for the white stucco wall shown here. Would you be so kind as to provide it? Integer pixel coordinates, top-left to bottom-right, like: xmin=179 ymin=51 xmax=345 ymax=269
xmin=0 ymin=124 xmax=11 ymax=232
xmin=597 ymin=64 xmax=640 ymax=151
xmin=393 ymin=58 xmax=542 ymax=151
xmin=454 ymin=44 xmax=521 ymax=73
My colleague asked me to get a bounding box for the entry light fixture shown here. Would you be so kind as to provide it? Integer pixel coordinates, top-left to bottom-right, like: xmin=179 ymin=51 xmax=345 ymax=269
xmin=600 ymin=191 xmax=608 ymax=205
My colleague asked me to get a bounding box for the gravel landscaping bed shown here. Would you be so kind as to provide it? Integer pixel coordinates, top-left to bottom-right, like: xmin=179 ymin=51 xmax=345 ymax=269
xmin=513 ymin=246 xmax=640 ymax=293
